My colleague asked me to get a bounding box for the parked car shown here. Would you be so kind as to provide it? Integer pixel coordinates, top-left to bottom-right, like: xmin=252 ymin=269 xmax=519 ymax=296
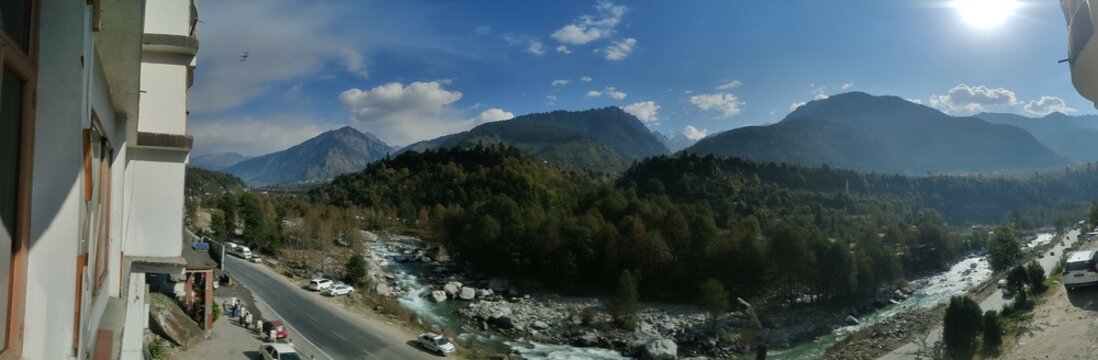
xmin=249 ymin=255 xmax=263 ymax=263
xmin=323 ymin=284 xmax=355 ymax=296
xmin=308 ymin=278 xmax=333 ymax=291
xmin=259 ymin=342 xmax=301 ymax=360
xmin=417 ymin=332 xmax=456 ymax=356
xmin=262 ymin=320 xmax=289 ymax=340
xmin=1064 ymin=250 xmax=1098 ymax=291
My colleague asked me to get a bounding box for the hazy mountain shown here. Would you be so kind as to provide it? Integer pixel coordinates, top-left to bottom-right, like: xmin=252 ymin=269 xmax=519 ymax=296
xmin=655 ymin=131 xmax=698 ymax=152
xmin=190 ymin=152 xmax=248 ymax=171
xmin=225 ymin=126 xmax=393 ymax=186
xmin=975 ymin=112 xmax=1098 ymax=162
xmin=684 ymin=92 xmax=1067 ymax=174
xmin=401 ymin=107 xmax=669 ymax=172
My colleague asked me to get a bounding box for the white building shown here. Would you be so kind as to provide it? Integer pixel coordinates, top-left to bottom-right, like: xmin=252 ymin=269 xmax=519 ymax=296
xmin=3 ymin=0 xmax=198 ymax=359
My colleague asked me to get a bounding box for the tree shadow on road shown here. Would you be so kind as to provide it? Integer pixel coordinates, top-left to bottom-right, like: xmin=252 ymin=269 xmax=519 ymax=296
xmin=1066 ymin=286 xmax=1098 ymax=310
xmin=406 ymin=340 xmax=446 ymax=357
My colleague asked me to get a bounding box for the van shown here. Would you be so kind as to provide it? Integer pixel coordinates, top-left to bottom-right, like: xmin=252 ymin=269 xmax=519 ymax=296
xmin=308 ymin=278 xmax=333 ymax=291
xmin=1064 ymin=250 xmax=1098 ymax=290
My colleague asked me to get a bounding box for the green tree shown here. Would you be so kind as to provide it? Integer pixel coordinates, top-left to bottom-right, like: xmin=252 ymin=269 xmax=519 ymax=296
xmin=606 ymin=270 xmax=640 ymax=330
xmin=697 ymin=278 xmax=730 ymax=316
xmin=1088 ymin=201 xmax=1098 ymax=230
xmin=987 ymin=225 xmax=1022 ymax=272
xmin=209 ymin=210 xmax=228 ymax=241
xmin=982 ymin=310 xmax=1002 ymax=355
xmin=1025 ymin=261 xmax=1047 ymax=293
xmin=943 ymin=296 xmax=983 ymax=360
xmin=344 ymin=255 xmax=368 ymax=287
xmin=1007 ymin=265 xmax=1028 ymax=294
xmin=768 ymin=224 xmax=807 ymax=302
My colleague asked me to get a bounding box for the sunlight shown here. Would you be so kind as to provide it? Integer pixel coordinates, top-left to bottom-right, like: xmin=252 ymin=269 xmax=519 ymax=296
xmin=953 ymin=0 xmax=1020 ymax=28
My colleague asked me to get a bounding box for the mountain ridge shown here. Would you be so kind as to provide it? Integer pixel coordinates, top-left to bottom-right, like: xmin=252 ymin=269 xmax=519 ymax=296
xmin=224 ymin=126 xmax=393 ymax=186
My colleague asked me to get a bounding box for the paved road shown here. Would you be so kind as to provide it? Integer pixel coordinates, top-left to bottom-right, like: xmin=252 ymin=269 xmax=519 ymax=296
xmin=981 ymin=230 xmax=1080 ymax=312
xmin=225 ymin=256 xmax=438 ymax=360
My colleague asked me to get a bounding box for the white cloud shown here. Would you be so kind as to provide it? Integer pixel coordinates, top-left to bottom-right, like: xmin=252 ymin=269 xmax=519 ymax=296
xmin=605 ymin=87 xmax=628 ymax=100
xmin=556 ymin=45 xmax=572 ymax=54
xmin=550 ymin=1 xmax=628 ymax=45
xmin=682 ymin=125 xmax=709 ymax=141
xmin=813 ymin=86 xmax=829 ymax=100
xmin=929 ymin=84 xmax=1021 ymax=115
xmin=580 ymin=76 xmax=593 ymax=82
xmin=840 ymin=82 xmax=853 ymax=91
xmin=789 ymin=101 xmax=807 ymax=111
xmin=340 ymin=48 xmax=369 ymax=79
xmin=622 ymin=101 xmax=660 ymax=123
xmin=551 ymin=79 xmax=571 ymax=87
xmin=472 ymin=108 xmax=515 ymax=124
xmin=906 ymin=98 xmax=923 ymax=105
xmin=1023 ymin=96 xmax=1076 ymax=116
xmin=603 ymin=38 xmax=637 ymax=61
xmin=547 ymin=95 xmax=558 ymax=102
xmin=586 ymin=87 xmax=627 ymax=100
xmin=690 ymin=92 xmax=745 ymax=118
xmin=191 ymin=115 xmax=332 ymax=156
xmin=340 ymin=81 xmax=490 ymax=145
xmin=528 ymin=41 xmax=546 ymax=56
xmin=717 ymin=80 xmax=742 ymax=90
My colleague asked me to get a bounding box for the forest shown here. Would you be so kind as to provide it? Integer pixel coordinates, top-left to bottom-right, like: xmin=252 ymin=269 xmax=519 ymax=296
xmin=295 ymin=145 xmax=1098 ymax=303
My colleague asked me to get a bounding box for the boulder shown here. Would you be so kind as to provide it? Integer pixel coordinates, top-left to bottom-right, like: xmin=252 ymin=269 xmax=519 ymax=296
xmin=444 ymin=282 xmax=462 ymax=296
xmin=431 ymin=290 xmax=448 ymax=303
xmin=375 ymin=283 xmax=391 ymax=297
xmin=532 ymin=320 xmax=549 ymax=330
xmin=148 ymin=294 xmax=203 ymax=348
xmin=488 ymin=277 xmax=510 ymax=291
xmin=642 ymin=338 xmax=678 ymax=360
xmin=476 ymin=288 xmax=493 ymax=299
xmin=489 ymin=315 xmax=515 ymax=329
xmin=845 ymin=315 xmax=860 ymax=325
xmin=459 ymin=286 xmax=477 ymax=301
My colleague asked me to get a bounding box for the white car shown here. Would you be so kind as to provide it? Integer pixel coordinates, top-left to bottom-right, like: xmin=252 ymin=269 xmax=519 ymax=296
xmin=259 ymin=343 xmax=302 ymax=360
xmin=308 ymin=278 xmax=333 ymax=291
xmin=1065 ymin=250 xmax=1098 ymax=291
xmin=323 ymin=284 xmax=355 ymax=296
xmin=418 ymin=332 xmax=456 ymax=356
xmin=249 ymin=255 xmax=263 ymax=263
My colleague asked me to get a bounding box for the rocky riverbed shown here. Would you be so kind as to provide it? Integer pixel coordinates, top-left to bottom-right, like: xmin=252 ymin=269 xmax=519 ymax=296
xmin=363 ymin=231 xmax=899 ymax=359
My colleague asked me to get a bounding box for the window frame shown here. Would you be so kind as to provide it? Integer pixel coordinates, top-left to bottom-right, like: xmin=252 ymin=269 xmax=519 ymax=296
xmin=0 ymin=0 xmax=38 ymax=358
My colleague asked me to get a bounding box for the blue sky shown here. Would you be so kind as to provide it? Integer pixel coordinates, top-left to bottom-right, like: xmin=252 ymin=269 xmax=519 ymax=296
xmin=189 ymin=0 xmax=1088 ymax=156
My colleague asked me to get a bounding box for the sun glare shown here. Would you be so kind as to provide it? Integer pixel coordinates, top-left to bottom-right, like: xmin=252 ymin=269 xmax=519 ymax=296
xmin=953 ymin=0 xmax=1020 ymax=29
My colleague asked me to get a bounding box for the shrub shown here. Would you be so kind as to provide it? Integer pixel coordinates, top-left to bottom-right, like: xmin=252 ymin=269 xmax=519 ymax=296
xmin=982 ymin=310 xmax=1002 ymax=355
xmin=943 ymin=296 xmax=982 ymax=359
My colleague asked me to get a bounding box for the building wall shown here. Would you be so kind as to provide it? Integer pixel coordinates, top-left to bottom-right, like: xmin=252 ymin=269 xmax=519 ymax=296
xmin=136 ymin=55 xmax=188 ymax=135
xmin=123 ymin=149 xmax=187 ymax=258
xmin=24 ymin=0 xmax=90 ymax=358
xmin=144 ymin=0 xmax=192 ymax=36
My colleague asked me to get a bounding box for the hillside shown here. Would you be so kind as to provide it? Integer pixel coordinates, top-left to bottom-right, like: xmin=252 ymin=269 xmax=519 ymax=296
xmin=400 ymin=107 xmax=668 ymax=173
xmin=655 ymin=130 xmax=698 ymax=152
xmin=976 ymin=112 xmax=1098 ymax=162
xmin=190 ymin=152 xmax=248 ymax=171
xmin=184 ymin=167 xmax=246 ymax=195
xmin=225 ymin=126 xmax=392 ymax=186
xmin=684 ymin=92 xmax=1067 ymax=174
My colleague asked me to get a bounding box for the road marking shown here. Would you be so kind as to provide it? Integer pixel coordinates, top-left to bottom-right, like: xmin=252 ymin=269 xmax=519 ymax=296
xmin=306 ymin=313 xmax=319 ymax=322
xmin=331 ymin=330 xmax=347 ymax=341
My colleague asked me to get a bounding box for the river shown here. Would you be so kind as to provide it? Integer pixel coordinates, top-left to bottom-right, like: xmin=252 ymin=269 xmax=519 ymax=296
xmin=369 ymin=233 xmax=1052 ymax=359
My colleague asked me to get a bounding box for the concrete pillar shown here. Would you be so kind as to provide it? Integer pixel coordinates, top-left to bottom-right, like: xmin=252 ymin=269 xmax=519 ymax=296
xmin=184 ymin=272 xmax=193 ymax=307
xmin=204 ymin=270 xmax=213 ymax=334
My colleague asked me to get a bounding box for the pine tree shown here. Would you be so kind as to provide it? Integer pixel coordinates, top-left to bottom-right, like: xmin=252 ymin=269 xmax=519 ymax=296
xmin=943 ymin=296 xmax=983 ymax=359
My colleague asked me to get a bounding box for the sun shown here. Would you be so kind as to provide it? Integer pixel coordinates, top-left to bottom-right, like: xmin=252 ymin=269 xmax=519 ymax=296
xmin=952 ymin=0 xmax=1020 ymax=29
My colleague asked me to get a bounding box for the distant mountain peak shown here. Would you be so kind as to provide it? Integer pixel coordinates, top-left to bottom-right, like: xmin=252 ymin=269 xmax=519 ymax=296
xmin=223 ymin=125 xmax=393 ymax=186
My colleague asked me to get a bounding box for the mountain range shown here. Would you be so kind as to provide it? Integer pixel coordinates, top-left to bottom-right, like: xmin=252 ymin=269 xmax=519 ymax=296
xmin=400 ymin=107 xmax=669 ymax=172
xmin=222 ymin=126 xmax=393 ymax=186
xmin=683 ymin=92 xmax=1068 ymax=174
xmin=975 ymin=112 xmax=1098 ymax=162
xmin=190 ymin=152 xmax=249 ymax=171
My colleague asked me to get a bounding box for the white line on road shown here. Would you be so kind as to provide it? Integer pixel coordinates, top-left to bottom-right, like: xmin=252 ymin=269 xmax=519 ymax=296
xmin=306 ymin=313 xmax=319 ymax=322
xmin=331 ymin=330 xmax=347 ymax=341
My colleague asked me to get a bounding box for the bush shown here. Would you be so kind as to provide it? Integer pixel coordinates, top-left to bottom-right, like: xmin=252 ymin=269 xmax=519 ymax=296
xmin=943 ymin=296 xmax=983 ymax=359
xmin=605 ymin=270 xmax=639 ymax=330
xmin=987 ymin=225 xmax=1022 ymax=272
xmin=344 ymin=255 xmax=369 ymax=286
xmin=1025 ymin=261 xmax=1047 ymax=293
xmin=982 ymin=310 xmax=1002 ymax=355
xmin=148 ymin=338 xmax=167 ymax=359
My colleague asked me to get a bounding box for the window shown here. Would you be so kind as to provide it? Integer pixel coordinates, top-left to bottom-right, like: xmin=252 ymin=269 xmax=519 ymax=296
xmin=0 ymin=0 xmax=36 ymax=357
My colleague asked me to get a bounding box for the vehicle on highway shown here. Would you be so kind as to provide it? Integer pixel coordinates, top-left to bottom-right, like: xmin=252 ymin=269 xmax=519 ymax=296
xmin=259 ymin=342 xmax=301 ymax=360
xmin=262 ymin=320 xmax=289 ymax=340
xmin=1064 ymin=250 xmax=1098 ymax=291
xmin=418 ymin=332 xmax=456 ymax=356
xmin=323 ymin=284 xmax=355 ymax=296
xmin=308 ymin=278 xmax=333 ymax=291
xmin=226 ymin=243 xmax=253 ymax=259
xmin=249 ymin=255 xmax=263 ymax=263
